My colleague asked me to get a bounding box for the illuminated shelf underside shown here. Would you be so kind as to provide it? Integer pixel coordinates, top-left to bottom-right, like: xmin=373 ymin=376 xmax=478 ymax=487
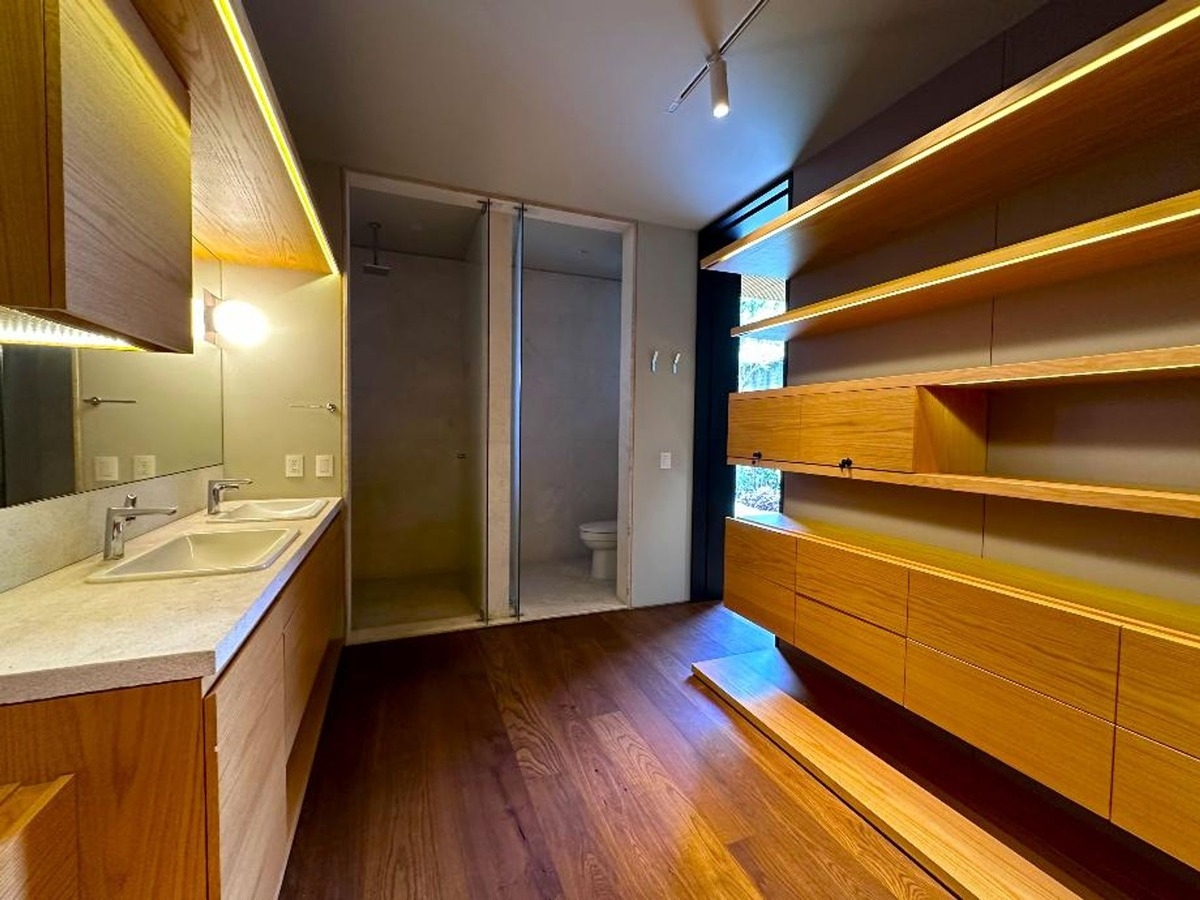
xmin=703 ymin=1 xmax=1200 ymax=280
xmin=729 ymin=458 xmax=1200 ymax=521
xmin=0 ymin=308 xmax=138 ymax=350
xmin=733 ymin=189 xmax=1200 ymax=341
xmin=729 ymin=343 xmax=1200 ymax=398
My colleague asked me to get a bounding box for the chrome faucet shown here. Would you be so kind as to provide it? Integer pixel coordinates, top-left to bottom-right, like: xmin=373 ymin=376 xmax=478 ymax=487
xmin=103 ymin=494 xmax=177 ymax=560
xmin=207 ymin=478 xmax=253 ymax=515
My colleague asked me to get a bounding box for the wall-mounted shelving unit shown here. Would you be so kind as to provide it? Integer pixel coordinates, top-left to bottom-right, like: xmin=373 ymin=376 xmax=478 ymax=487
xmin=732 ymin=190 xmax=1200 ymax=340
xmin=701 ymin=0 xmax=1200 ymax=279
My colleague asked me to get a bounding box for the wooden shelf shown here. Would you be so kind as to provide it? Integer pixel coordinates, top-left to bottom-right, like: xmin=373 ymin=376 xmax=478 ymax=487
xmin=703 ymin=1 xmax=1200 ymax=279
xmin=737 ymin=512 xmax=1200 ymax=639
xmin=132 ymin=0 xmax=336 ymax=273
xmin=732 ymin=344 xmax=1200 ymax=398
xmin=730 ymin=458 xmax=1200 ymax=521
xmin=733 ymin=190 xmax=1200 ymax=340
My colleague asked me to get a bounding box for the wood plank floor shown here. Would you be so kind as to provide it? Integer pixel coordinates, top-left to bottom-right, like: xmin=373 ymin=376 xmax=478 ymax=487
xmin=281 ymin=603 xmax=949 ymax=898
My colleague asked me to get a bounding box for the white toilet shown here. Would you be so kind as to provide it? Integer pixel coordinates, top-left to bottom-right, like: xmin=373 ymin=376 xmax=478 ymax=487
xmin=578 ymin=520 xmax=618 ymax=580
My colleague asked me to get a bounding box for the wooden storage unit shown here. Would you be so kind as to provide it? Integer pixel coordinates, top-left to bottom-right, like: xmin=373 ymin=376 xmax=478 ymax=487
xmin=794 ymin=596 xmax=906 ymax=704
xmin=727 ymin=394 xmax=801 ymax=462
xmin=1111 ymin=728 xmax=1200 ymax=870
xmin=794 ymin=536 xmax=907 ymax=635
xmin=0 ymin=777 xmax=79 ymax=899
xmin=723 ymin=567 xmax=795 ymax=643
xmin=2 ymin=0 xmax=193 ymax=351
xmin=907 ymin=571 xmax=1120 ymax=719
xmin=1116 ymin=628 xmax=1200 ymax=758
xmin=725 ymin=517 xmax=797 ymax=591
xmin=905 ymin=643 xmax=1115 ymax=816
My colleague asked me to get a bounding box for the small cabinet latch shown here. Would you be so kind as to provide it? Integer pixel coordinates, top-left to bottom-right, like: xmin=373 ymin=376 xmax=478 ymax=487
xmin=751 ymin=451 xmax=763 ymax=464
xmin=838 ymin=457 xmax=853 ymax=471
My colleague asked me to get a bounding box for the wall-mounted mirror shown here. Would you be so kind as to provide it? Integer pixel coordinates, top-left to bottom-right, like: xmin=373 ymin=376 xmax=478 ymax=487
xmin=0 ymin=253 xmax=224 ymax=508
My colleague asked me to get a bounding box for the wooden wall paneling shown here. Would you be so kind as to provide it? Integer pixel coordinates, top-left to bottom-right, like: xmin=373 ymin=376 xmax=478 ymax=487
xmin=905 ymin=642 xmax=1114 ymax=816
xmin=793 ymin=596 xmax=907 ymax=703
xmin=50 ymin=0 xmax=192 ymax=351
xmin=0 ymin=0 xmax=52 ymax=307
xmin=130 ymin=0 xmax=331 ymax=272
xmin=913 ymin=387 xmax=988 ymax=475
xmin=794 ymin=536 xmax=908 ymax=634
xmin=724 ymin=518 xmax=798 ymax=591
xmin=798 ymin=388 xmax=920 ymax=472
xmin=723 ymin=567 xmax=795 ymax=643
xmin=1110 ymin=727 xmax=1200 ymax=871
xmin=727 ymin=394 xmax=802 ymax=462
xmin=1117 ymin=627 xmax=1200 ymax=757
xmin=0 ymin=776 xmax=79 ymax=900
xmin=0 ymin=680 xmax=207 ymax=899
xmin=907 ymin=571 xmax=1120 ymax=718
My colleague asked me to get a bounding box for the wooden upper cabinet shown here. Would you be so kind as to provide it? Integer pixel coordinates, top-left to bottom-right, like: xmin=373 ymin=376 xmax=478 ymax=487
xmin=2 ymin=0 xmax=192 ymax=352
xmin=728 ymin=394 xmax=802 ymax=462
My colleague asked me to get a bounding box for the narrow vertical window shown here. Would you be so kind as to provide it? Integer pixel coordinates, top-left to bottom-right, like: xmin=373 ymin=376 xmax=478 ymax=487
xmin=734 ymin=276 xmax=786 ymax=515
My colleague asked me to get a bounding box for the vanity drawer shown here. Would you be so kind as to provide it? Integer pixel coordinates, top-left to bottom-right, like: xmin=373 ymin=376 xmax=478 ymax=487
xmin=1117 ymin=628 xmax=1200 ymax=757
xmin=725 ymin=517 xmax=797 ymax=591
xmin=798 ymin=387 xmax=986 ymax=474
xmin=908 ymin=571 xmax=1120 ymax=718
xmin=1111 ymin=728 xmax=1200 ymax=870
xmin=905 ymin=642 xmax=1114 ymax=816
xmin=724 ymin=567 xmax=795 ymax=642
xmin=793 ymin=595 xmax=906 ymax=703
xmin=728 ymin=394 xmax=802 ymax=463
xmin=795 ymin=537 xmax=907 ymax=635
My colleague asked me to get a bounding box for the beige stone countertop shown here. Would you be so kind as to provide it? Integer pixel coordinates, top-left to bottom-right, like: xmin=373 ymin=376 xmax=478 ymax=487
xmin=0 ymin=498 xmax=343 ymax=706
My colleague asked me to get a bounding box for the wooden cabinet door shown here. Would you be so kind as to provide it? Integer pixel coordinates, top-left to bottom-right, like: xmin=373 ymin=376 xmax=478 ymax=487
xmin=1111 ymin=727 xmax=1200 ymax=871
xmin=794 ymin=595 xmax=906 ymax=703
xmin=795 ymin=536 xmax=908 ymax=635
xmin=3 ymin=0 xmax=192 ymax=351
xmin=799 ymin=388 xmax=919 ymax=471
xmin=1117 ymin=628 xmax=1200 ymax=758
xmin=724 ymin=518 xmax=797 ymax=591
xmin=728 ymin=394 xmax=801 ymax=463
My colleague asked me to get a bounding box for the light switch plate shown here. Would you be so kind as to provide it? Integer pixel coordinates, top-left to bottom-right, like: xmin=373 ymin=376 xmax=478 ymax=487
xmin=315 ymin=454 xmax=334 ymax=478
xmin=132 ymin=455 xmax=156 ymax=479
xmin=659 ymin=452 xmax=672 ymax=470
xmin=94 ymin=456 xmax=119 ymax=482
xmin=285 ymin=454 xmax=304 ymax=478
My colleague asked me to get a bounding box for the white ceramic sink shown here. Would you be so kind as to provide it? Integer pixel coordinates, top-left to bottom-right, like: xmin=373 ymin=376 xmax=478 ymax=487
xmin=210 ymin=499 xmax=327 ymax=522
xmin=87 ymin=528 xmax=299 ymax=583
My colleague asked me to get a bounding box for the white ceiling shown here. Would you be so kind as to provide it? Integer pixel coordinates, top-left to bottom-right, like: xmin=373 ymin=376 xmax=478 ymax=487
xmin=245 ymin=0 xmax=1045 ymax=229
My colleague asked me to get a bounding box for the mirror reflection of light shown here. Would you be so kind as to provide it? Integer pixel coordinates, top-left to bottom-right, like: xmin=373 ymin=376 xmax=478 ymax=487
xmin=211 ymin=299 xmax=270 ymax=347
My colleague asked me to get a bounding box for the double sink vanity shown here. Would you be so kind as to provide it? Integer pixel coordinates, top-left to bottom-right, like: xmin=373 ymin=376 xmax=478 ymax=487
xmin=0 ymin=488 xmax=347 ymax=898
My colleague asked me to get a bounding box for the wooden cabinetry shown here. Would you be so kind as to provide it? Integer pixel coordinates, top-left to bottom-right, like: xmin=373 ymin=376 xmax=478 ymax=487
xmin=0 ymin=777 xmax=79 ymax=899
xmin=793 ymin=595 xmax=906 ymax=703
xmin=727 ymin=394 xmax=801 ymax=462
xmin=795 ymin=537 xmax=907 ymax=635
xmin=2 ymin=0 xmax=192 ymax=351
xmin=1111 ymin=728 xmax=1200 ymax=870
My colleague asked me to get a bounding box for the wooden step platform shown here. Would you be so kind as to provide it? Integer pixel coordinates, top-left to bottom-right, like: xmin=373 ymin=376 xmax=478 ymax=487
xmin=692 ymin=651 xmax=1080 ymax=899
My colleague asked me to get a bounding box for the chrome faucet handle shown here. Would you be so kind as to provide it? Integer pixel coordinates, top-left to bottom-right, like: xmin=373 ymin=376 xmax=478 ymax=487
xmin=103 ymin=497 xmax=177 ymax=560
xmin=207 ymin=478 xmax=253 ymax=515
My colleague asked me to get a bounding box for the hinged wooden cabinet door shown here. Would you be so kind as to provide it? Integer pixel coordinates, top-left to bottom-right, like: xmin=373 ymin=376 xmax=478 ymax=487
xmin=727 ymin=394 xmax=801 ymax=463
xmin=799 ymin=388 xmax=920 ymax=471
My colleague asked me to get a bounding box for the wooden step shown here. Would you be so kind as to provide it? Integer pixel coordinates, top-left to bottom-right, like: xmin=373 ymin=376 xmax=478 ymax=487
xmin=0 ymin=775 xmax=79 ymax=899
xmin=692 ymin=651 xmax=1080 ymax=899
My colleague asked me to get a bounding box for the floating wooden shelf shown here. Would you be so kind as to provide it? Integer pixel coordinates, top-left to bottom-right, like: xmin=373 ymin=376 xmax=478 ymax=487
xmin=732 ymin=190 xmax=1200 ymax=340
xmin=737 ymin=512 xmax=1200 ymax=639
xmin=132 ymin=0 xmax=336 ymax=273
xmin=733 ymin=344 xmax=1200 ymax=397
xmin=730 ymin=458 xmax=1200 ymax=521
xmin=703 ymin=1 xmax=1200 ymax=279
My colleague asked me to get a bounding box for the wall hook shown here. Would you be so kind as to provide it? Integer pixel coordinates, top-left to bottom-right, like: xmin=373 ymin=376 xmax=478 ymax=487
xmin=671 ymin=351 xmax=683 ymax=375
xmin=650 ymin=349 xmax=660 ymax=374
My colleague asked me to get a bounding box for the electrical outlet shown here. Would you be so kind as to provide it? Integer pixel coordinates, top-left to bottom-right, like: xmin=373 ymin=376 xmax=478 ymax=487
xmin=315 ymin=454 xmax=334 ymax=478
xmin=94 ymin=456 xmax=119 ymax=482
xmin=659 ymin=451 xmax=672 ymax=470
xmin=285 ymin=454 xmax=304 ymax=478
xmin=132 ymin=455 xmax=156 ymax=479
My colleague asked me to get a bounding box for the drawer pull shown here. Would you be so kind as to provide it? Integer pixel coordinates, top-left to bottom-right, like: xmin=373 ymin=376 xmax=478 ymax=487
xmin=752 ymin=451 xmax=763 ymax=463
xmin=839 ymin=457 xmax=854 ymax=470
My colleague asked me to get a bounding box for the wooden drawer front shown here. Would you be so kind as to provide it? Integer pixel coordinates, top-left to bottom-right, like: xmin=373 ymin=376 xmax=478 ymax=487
xmin=908 ymin=571 xmax=1120 ymax=718
xmin=905 ymin=643 xmax=1114 ymax=816
xmin=282 ymin=519 xmax=345 ymax=749
xmin=724 ymin=568 xmax=795 ymax=642
xmin=728 ymin=394 xmax=801 ymax=462
xmin=1111 ymin=728 xmax=1200 ymax=870
xmin=795 ymin=537 xmax=907 ymax=634
xmin=1117 ymin=629 xmax=1200 ymax=758
xmin=799 ymin=388 xmax=918 ymax=472
xmin=206 ymin=614 xmax=288 ymax=899
xmin=725 ymin=518 xmax=797 ymax=590
xmin=794 ymin=596 xmax=906 ymax=704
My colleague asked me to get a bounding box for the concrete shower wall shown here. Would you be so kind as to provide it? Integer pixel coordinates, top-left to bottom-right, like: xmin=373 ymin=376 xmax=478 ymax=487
xmin=519 ymin=269 xmax=621 ymax=564
xmin=781 ymin=0 xmax=1200 ymax=605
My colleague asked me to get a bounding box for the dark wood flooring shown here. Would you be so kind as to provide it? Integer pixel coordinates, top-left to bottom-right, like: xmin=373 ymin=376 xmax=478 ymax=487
xmin=281 ymin=603 xmax=948 ymax=898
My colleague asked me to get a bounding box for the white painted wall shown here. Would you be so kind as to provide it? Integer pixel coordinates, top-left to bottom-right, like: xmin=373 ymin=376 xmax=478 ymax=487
xmin=627 ymin=223 xmax=697 ymax=607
